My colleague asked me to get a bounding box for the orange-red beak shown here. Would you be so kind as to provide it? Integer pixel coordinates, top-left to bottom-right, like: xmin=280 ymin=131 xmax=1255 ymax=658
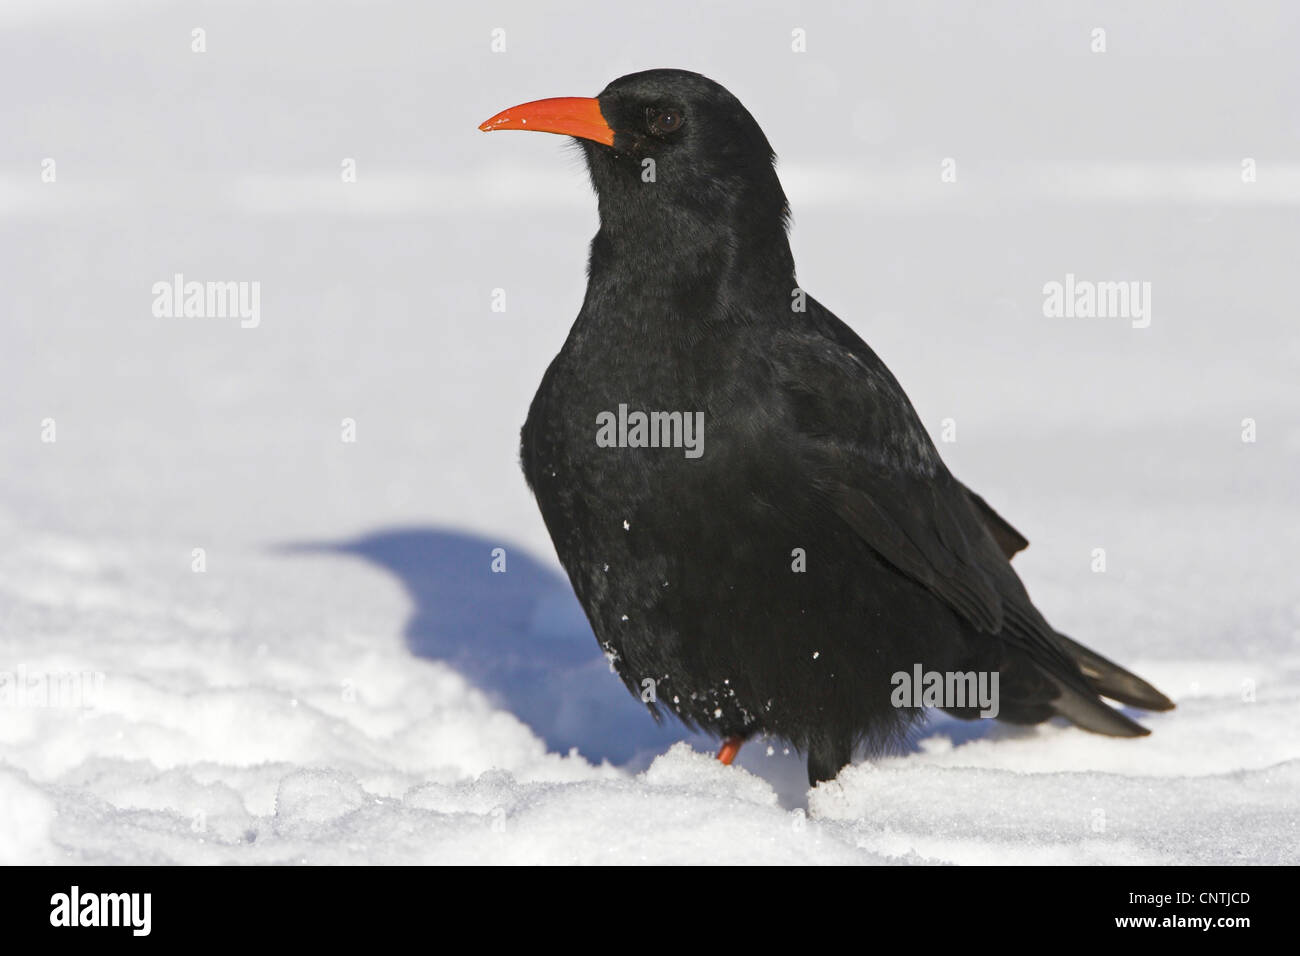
xmin=478 ymin=96 xmax=616 ymax=147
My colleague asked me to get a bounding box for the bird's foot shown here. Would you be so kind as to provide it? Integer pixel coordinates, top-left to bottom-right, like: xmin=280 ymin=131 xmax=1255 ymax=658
xmin=716 ymin=736 xmax=744 ymax=765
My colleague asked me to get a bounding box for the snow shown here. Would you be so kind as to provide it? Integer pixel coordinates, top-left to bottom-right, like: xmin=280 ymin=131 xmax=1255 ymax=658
xmin=2 ymin=1 xmax=1298 ymax=864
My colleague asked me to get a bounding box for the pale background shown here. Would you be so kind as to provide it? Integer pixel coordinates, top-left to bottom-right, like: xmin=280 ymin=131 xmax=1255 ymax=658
xmin=1 ymin=0 xmax=1296 ymax=863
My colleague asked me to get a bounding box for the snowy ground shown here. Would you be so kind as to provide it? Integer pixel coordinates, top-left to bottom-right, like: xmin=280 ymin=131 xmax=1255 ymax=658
xmin=2 ymin=1 xmax=1298 ymax=864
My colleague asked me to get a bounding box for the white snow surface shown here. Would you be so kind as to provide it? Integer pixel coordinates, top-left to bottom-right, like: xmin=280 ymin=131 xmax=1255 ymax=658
xmin=2 ymin=1 xmax=1298 ymax=864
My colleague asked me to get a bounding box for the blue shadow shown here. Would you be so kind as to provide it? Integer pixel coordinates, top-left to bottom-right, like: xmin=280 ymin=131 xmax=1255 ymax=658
xmin=280 ymin=526 xmax=1014 ymax=805
xmin=284 ymin=527 xmax=696 ymax=768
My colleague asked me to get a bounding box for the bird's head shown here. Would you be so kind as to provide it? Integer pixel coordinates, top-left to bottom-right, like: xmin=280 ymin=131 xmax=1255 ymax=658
xmin=480 ymin=69 xmax=791 ymax=262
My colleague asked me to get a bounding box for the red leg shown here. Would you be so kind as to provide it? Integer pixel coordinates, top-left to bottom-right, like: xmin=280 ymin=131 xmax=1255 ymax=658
xmin=716 ymin=736 xmax=743 ymax=765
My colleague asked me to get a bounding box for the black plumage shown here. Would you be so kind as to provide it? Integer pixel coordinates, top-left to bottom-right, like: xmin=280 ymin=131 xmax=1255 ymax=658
xmin=482 ymin=69 xmax=1173 ymax=785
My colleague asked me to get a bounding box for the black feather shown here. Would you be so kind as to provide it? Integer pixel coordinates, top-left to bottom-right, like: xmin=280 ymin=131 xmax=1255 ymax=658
xmin=510 ymin=69 xmax=1173 ymax=786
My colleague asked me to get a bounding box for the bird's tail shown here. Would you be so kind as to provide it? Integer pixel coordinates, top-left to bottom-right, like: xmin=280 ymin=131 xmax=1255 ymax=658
xmin=1054 ymin=631 xmax=1175 ymax=713
xmin=1038 ymin=632 xmax=1174 ymax=738
xmin=1048 ymin=674 xmax=1150 ymax=736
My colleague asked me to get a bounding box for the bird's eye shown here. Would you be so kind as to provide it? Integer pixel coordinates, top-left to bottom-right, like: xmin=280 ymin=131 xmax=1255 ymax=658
xmin=648 ymin=108 xmax=684 ymax=135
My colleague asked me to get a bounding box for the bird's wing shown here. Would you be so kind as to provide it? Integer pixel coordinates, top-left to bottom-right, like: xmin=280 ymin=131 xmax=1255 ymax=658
xmin=959 ymin=484 xmax=1029 ymax=560
xmin=767 ymin=319 xmax=1079 ymax=678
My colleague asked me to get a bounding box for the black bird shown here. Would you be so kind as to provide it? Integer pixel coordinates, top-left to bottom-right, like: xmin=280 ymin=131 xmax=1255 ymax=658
xmin=479 ymin=69 xmax=1173 ymax=786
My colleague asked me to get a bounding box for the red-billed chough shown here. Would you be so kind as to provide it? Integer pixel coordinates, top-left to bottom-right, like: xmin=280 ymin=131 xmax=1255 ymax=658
xmin=479 ymin=69 xmax=1174 ymax=786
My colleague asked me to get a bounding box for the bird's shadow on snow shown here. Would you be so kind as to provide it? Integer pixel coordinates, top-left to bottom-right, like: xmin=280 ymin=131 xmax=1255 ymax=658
xmin=281 ymin=528 xmax=1056 ymax=808
xmin=283 ymin=527 xmax=815 ymax=805
xmin=903 ymin=713 xmax=1037 ymax=752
